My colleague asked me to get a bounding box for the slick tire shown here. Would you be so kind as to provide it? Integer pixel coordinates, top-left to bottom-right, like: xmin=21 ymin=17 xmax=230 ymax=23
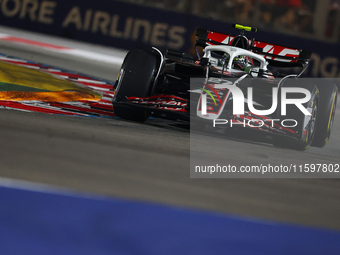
xmin=113 ymin=49 xmax=159 ymax=122
xmin=272 ymin=84 xmax=319 ymax=151
xmin=311 ymin=83 xmax=338 ymax=147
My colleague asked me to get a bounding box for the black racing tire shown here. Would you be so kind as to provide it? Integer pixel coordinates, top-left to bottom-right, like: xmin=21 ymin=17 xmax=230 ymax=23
xmin=113 ymin=49 xmax=159 ymax=122
xmin=311 ymin=84 xmax=338 ymax=147
xmin=272 ymin=84 xmax=319 ymax=151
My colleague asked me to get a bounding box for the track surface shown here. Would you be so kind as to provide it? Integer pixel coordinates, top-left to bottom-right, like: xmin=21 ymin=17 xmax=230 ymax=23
xmin=0 ymin=27 xmax=339 ymax=230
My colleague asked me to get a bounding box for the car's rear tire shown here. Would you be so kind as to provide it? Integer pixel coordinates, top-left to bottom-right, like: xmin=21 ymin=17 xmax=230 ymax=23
xmin=113 ymin=49 xmax=159 ymax=122
xmin=311 ymin=83 xmax=338 ymax=147
xmin=272 ymin=84 xmax=319 ymax=151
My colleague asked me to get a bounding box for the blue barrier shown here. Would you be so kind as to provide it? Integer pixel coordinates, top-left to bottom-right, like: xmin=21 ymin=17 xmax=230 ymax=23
xmin=0 ymin=0 xmax=339 ymax=78
xmin=0 ymin=185 xmax=339 ymax=255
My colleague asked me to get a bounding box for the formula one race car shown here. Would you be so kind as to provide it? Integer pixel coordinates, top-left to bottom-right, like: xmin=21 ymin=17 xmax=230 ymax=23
xmin=112 ymin=24 xmax=337 ymax=151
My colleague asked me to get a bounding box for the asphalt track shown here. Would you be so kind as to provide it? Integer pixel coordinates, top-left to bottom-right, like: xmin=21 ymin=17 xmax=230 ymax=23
xmin=0 ymin=27 xmax=340 ymax=230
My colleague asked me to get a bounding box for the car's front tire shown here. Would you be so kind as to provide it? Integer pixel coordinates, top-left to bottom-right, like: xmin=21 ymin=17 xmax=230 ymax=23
xmin=272 ymin=84 xmax=319 ymax=151
xmin=113 ymin=49 xmax=159 ymax=122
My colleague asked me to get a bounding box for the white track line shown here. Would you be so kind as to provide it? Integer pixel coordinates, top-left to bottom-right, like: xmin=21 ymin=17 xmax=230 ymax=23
xmin=0 ymin=176 xmax=110 ymax=201
xmin=0 ymin=33 xmax=124 ymax=65
xmin=60 ymin=49 xmax=124 ymax=64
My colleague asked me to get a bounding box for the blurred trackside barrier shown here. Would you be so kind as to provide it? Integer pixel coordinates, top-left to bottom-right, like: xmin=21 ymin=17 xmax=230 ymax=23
xmin=0 ymin=185 xmax=340 ymax=254
xmin=0 ymin=0 xmax=339 ymax=79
